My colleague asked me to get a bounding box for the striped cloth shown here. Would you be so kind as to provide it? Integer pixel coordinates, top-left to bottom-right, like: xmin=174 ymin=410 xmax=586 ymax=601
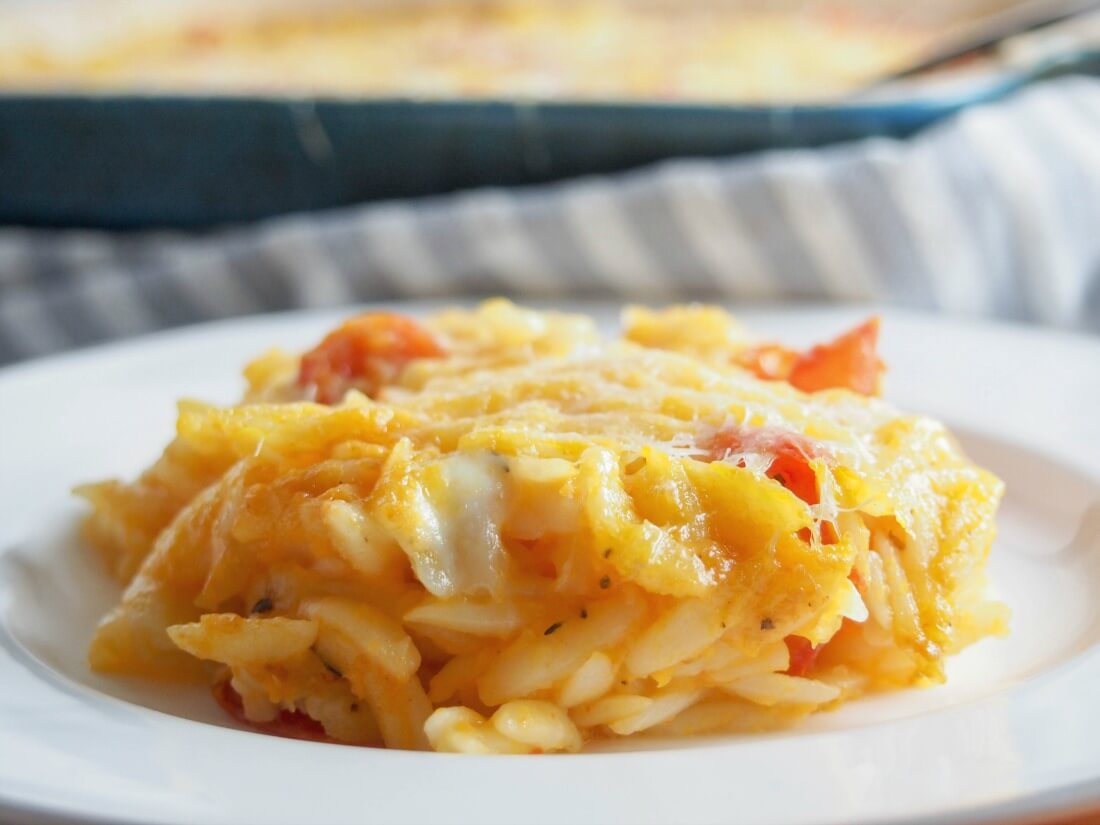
xmin=2 ymin=76 xmax=1100 ymax=365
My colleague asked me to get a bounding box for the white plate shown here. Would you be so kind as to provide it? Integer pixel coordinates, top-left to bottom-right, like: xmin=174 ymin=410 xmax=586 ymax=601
xmin=2 ymin=303 xmax=1100 ymax=825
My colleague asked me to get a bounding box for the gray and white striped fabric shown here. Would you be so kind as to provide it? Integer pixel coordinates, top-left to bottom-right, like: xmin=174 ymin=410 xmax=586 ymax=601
xmin=2 ymin=76 xmax=1100 ymax=365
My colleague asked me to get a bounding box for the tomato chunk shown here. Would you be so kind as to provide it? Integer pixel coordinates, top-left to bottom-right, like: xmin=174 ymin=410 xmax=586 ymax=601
xmin=765 ymin=450 xmax=820 ymax=506
xmin=787 ymin=317 xmax=883 ymax=396
xmin=735 ymin=343 xmax=800 ymax=382
xmin=706 ymin=426 xmax=821 ymax=505
xmin=213 ymin=680 xmax=333 ymax=743
xmin=298 ymin=313 xmax=445 ymax=404
xmin=734 ymin=318 xmax=884 ymax=397
xmin=784 ymin=635 xmax=821 ymax=677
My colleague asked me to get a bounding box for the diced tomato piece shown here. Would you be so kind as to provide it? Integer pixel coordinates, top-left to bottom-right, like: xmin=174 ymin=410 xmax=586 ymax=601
xmin=734 ymin=318 xmax=884 ymax=397
xmin=787 ymin=317 xmax=883 ymax=396
xmin=765 ymin=450 xmax=820 ymax=506
xmin=298 ymin=313 xmax=445 ymax=404
xmin=706 ymin=426 xmax=821 ymax=506
xmin=735 ymin=343 xmax=799 ymax=382
xmin=213 ymin=680 xmax=333 ymax=743
xmin=784 ymin=635 xmax=821 ymax=677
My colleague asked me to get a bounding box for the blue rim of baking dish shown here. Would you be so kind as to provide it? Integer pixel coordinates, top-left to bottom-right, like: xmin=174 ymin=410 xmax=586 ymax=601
xmin=0 ymin=49 xmax=1097 ymax=230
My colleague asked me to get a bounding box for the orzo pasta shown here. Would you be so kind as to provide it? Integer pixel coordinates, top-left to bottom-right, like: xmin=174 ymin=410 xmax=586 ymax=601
xmin=78 ymin=301 xmax=1006 ymax=752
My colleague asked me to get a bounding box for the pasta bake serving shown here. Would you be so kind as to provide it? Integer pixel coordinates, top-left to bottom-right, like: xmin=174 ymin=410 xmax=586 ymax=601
xmin=78 ymin=301 xmax=1006 ymax=753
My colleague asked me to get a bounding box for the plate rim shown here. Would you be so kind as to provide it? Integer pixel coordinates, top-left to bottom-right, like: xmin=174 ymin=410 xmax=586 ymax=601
xmin=2 ymin=301 xmax=1099 ymax=825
